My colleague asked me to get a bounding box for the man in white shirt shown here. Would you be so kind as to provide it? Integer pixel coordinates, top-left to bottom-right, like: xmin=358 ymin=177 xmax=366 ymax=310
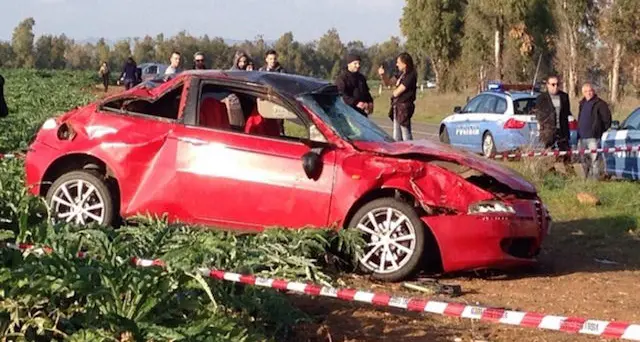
xmin=164 ymin=51 xmax=182 ymax=76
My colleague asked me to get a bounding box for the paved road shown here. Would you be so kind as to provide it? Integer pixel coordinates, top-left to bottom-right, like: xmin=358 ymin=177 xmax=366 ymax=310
xmin=370 ymin=117 xmax=440 ymax=141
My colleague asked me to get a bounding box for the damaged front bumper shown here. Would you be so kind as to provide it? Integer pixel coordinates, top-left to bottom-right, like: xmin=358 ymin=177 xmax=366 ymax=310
xmin=423 ymin=199 xmax=551 ymax=273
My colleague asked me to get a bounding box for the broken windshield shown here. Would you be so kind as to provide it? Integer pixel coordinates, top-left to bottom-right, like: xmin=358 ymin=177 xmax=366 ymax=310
xmin=298 ymin=93 xmax=394 ymax=143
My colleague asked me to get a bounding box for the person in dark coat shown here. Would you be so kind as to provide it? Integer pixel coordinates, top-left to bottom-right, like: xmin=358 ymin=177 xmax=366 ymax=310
xmin=120 ymin=57 xmax=138 ymax=90
xmin=577 ymin=83 xmax=612 ymax=180
xmin=259 ymin=50 xmax=285 ymax=73
xmin=335 ymin=54 xmax=374 ymax=117
xmin=378 ymin=52 xmax=417 ymax=141
xmin=534 ymin=75 xmax=572 ymax=152
xmin=0 ymin=74 xmax=8 ymax=118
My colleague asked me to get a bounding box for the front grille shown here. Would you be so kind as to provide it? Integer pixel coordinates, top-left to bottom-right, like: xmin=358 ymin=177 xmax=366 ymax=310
xmin=534 ymin=200 xmax=544 ymax=229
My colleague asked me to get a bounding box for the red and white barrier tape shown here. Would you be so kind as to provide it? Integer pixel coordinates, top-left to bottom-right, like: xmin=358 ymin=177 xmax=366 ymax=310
xmin=0 ymin=153 xmax=21 ymax=160
xmin=488 ymin=145 xmax=640 ymax=160
xmin=4 ymin=243 xmax=640 ymax=340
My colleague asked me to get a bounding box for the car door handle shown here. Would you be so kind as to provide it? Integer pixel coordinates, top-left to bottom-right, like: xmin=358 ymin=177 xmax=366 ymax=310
xmin=177 ymin=137 xmax=207 ymax=146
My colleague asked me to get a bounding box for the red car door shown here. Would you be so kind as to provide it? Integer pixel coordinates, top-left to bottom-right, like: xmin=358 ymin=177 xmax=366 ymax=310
xmin=169 ymin=123 xmax=337 ymax=231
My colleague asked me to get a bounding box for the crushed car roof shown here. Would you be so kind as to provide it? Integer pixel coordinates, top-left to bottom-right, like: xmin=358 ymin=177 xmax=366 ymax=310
xmin=169 ymin=70 xmax=333 ymax=97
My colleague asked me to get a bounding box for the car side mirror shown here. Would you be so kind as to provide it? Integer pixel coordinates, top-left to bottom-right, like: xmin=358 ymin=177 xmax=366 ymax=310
xmin=454 ymin=106 xmax=462 ymax=113
xmin=302 ymin=150 xmax=323 ymax=180
xmin=611 ymin=120 xmax=620 ymax=130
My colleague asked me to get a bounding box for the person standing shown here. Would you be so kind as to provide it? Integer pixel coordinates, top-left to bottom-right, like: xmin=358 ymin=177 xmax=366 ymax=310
xmin=335 ymin=54 xmax=374 ymax=117
xmin=164 ymin=51 xmax=182 ymax=76
xmin=98 ymin=62 xmax=110 ymax=92
xmin=259 ymin=50 xmax=285 ymax=73
xmin=577 ymin=83 xmax=612 ymax=180
xmin=533 ymin=75 xmax=571 ymax=159
xmin=231 ymin=51 xmax=250 ymax=70
xmin=0 ymin=74 xmax=8 ymax=118
xmin=193 ymin=52 xmax=206 ymax=70
xmin=120 ymin=57 xmax=138 ymax=90
xmin=378 ymin=52 xmax=417 ymax=141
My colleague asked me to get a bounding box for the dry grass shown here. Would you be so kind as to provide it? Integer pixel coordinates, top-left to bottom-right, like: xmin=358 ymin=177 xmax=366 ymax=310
xmin=371 ymin=88 xmax=474 ymax=124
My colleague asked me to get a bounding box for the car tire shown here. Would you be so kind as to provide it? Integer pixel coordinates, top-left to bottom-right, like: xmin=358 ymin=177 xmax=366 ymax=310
xmin=45 ymin=170 xmax=115 ymax=227
xmin=439 ymin=125 xmax=450 ymax=144
xmin=482 ymin=131 xmax=497 ymax=158
xmin=348 ymin=197 xmax=425 ymax=282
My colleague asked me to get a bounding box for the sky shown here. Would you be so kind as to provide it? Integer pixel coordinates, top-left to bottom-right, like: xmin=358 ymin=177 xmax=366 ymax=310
xmin=1 ymin=0 xmax=404 ymax=45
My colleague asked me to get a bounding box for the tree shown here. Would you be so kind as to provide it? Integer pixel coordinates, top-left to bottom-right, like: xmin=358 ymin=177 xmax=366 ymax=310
xmin=50 ymin=35 xmax=68 ymax=69
xmin=401 ymin=0 xmax=466 ymax=91
xmin=95 ymin=38 xmax=111 ymax=67
xmin=316 ymin=28 xmax=345 ymax=79
xmin=11 ymin=17 xmax=36 ymax=68
xmin=600 ymin=0 xmax=640 ymax=102
xmin=0 ymin=42 xmax=14 ymax=68
xmin=112 ymin=39 xmax=132 ymax=70
xmin=133 ymin=36 xmax=154 ymax=64
xmin=274 ymin=32 xmax=296 ymax=71
xmin=34 ymin=35 xmax=53 ymax=69
xmin=367 ymin=37 xmax=403 ymax=79
xmin=552 ymin=0 xmax=597 ymax=96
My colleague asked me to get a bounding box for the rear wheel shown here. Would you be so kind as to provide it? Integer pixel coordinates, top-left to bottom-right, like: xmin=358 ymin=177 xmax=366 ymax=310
xmin=439 ymin=125 xmax=450 ymax=144
xmin=348 ymin=198 xmax=425 ymax=282
xmin=45 ymin=170 xmax=114 ymax=226
xmin=482 ymin=131 xmax=496 ymax=158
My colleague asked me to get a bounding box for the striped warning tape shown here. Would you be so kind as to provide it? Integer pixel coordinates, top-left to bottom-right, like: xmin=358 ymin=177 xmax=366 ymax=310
xmin=199 ymin=268 xmax=640 ymax=341
xmin=0 ymin=153 xmax=22 ymax=160
xmin=4 ymin=243 xmax=640 ymax=340
xmin=488 ymin=145 xmax=640 ymax=160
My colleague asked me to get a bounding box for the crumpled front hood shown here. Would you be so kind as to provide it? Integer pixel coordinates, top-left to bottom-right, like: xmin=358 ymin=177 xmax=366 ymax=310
xmin=352 ymin=140 xmax=537 ymax=194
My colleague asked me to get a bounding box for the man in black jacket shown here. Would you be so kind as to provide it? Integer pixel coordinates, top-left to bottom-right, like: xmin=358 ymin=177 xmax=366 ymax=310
xmin=0 ymin=74 xmax=8 ymax=118
xmin=577 ymin=83 xmax=611 ymax=180
xmin=335 ymin=54 xmax=374 ymax=117
xmin=534 ymin=75 xmax=572 ymax=155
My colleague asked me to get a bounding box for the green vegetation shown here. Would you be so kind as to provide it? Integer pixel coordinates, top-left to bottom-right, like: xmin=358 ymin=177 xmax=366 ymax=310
xmin=0 ymin=70 xmax=363 ymax=341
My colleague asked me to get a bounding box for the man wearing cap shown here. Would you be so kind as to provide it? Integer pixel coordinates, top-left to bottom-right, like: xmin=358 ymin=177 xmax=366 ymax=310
xmin=335 ymin=54 xmax=374 ymax=116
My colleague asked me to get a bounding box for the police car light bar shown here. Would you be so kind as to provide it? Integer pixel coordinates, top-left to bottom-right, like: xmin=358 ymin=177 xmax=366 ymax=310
xmin=487 ymin=81 xmax=540 ymax=92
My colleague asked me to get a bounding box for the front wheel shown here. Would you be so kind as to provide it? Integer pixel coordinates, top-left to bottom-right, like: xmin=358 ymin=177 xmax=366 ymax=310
xmin=348 ymin=198 xmax=425 ymax=282
xmin=45 ymin=170 xmax=115 ymax=226
xmin=439 ymin=126 xmax=450 ymax=144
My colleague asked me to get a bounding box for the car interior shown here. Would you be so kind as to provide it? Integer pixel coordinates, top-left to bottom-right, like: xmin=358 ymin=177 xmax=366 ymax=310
xmin=196 ymin=84 xmax=308 ymax=141
xmin=102 ymin=85 xmax=184 ymax=120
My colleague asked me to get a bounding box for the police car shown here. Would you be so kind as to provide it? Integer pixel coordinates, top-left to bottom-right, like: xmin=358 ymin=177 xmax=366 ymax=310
xmin=438 ymin=82 xmax=578 ymax=157
xmin=602 ymin=106 xmax=640 ymax=180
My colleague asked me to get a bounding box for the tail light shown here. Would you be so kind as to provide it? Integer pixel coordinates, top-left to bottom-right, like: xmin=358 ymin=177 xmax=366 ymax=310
xmin=503 ymin=118 xmax=526 ymax=129
xmin=568 ymin=117 xmax=578 ymax=130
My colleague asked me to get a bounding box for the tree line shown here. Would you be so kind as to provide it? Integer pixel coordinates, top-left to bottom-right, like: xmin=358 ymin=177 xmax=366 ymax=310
xmin=1 ymin=0 xmax=639 ymax=102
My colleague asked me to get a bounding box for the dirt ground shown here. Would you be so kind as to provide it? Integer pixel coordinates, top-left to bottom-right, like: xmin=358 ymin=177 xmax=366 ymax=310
xmin=291 ymin=218 xmax=640 ymax=342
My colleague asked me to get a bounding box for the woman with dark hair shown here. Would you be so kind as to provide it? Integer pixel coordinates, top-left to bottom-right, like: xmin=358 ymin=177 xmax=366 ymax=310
xmin=378 ymin=52 xmax=417 ymax=141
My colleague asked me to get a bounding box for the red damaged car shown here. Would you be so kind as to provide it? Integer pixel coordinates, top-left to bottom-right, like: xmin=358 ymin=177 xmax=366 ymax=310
xmin=25 ymin=71 xmax=550 ymax=281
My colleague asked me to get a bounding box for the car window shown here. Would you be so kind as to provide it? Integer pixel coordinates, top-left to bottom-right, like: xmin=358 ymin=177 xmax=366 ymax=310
xmin=147 ymin=65 xmax=158 ymax=74
xmin=513 ymin=98 xmax=536 ymax=115
xmin=195 ymin=83 xmax=312 ymax=141
xmin=462 ymin=95 xmax=486 ymax=114
xmin=478 ymin=95 xmax=498 ymax=113
xmin=495 ymin=98 xmax=507 ymax=114
xmin=101 ymin=83 xmax=183 ymax=121
xmin=622 ymin=108 xmax=640 ymax=130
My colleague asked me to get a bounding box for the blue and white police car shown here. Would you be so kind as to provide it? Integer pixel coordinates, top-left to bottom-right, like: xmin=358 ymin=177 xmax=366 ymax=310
xmin=602 ymin=106 xmax=640 ymax=180
xmin=438 ymin=82 xmax=578 ymax=157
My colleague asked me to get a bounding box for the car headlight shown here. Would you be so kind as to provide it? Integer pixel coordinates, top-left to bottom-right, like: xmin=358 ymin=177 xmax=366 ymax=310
xmin=41 ymin=118 xmax=58 ymax=130
xmin=468 ymin=201 xmax=515 ymax=215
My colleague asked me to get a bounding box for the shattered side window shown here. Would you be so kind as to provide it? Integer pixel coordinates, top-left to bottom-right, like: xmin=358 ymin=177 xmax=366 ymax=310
xmin=102 ymin=84 xmax=183 ymax=121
